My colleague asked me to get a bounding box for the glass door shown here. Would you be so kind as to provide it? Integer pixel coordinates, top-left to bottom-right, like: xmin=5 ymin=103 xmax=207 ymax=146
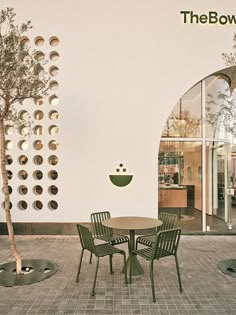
xmin=211 ymin=142 xmax=232 ymax=227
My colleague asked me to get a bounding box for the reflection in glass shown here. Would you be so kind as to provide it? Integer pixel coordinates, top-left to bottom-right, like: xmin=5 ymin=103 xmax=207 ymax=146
xmin=48 ymin=170 xmax=58 ymax=180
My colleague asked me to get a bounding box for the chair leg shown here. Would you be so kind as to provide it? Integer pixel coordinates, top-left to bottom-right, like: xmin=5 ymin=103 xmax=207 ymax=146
xmin=175 ymin=255 xmax=183 ymax=292
xmin=122 ymin=251 xmax=128 ymax=284
xmin=149 ymin=260 xmax=156 ymax=303
xmin=76 ymin=249 xmax=84 ymax=282
xmin=129 ymin=252 xmax=133 ymax=284
xmin=91 ymin=257 xmax=100 ymax=296
xmin=109 ymin=254 xmax=113 ymax=274
xmin=89 ymin=252 xmax=93 ymax=264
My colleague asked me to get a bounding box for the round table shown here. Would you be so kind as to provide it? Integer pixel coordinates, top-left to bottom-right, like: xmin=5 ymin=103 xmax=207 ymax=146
xmin=102 ymin=216 xmax=162 ymax=276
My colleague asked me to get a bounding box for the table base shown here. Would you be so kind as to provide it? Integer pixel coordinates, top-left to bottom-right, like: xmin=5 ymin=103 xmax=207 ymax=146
xmin=122 ymin=254 xmax=144 ymax=276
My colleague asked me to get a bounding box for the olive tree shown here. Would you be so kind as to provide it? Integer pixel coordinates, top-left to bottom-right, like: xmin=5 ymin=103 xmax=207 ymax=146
xmin=0 ymin=8 xmax=49 ymax=275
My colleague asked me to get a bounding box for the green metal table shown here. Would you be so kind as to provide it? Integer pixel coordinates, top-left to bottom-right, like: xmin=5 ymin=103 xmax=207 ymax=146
xmin=102 ymin=216 xmax=162 ymax=276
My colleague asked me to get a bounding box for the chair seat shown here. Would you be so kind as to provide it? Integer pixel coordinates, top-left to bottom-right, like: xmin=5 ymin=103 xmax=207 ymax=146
xmin=95 ymin=243 xmax=125 ymax=257
xmin=133 ymin=247 xmax=172 ymax=261
xmin=97 ymin=233 xmax=129 ymax=246
xmin=136 ymin=234 xmax=156 ymax=247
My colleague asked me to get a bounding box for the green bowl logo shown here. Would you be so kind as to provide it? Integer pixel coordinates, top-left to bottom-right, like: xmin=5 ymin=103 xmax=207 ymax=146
xmin=109 ymin=163 xmax=133 ymax=187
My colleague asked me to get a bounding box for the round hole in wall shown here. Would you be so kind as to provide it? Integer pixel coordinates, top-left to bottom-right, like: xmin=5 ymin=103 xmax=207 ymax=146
xmin=2 ymin=202 xmax=12 ymax=210
xmin=48 ymin=170 xmax=58 ymax=180
xmin=6 ymin=186 xmax=13 ymax=194
xmin=49 ymin=125 xmax=59 ymax=136
xmin=18 ymin=200 xmax=28 ymax=210
xmin=34 ymin=125 xmax=43 ymax=136
xmin=34 ymin=97 xmax=44 ymax=106
xmin=5 ymin=125 xmax=14 ymax=135
xmin=49 ymin=95 xmax=59 ymax=106
xmin=34 ymin=140 xmax=43 ymax=150
xmin=49 ymin=110 xmax=59 ymax=121
xmin=34 ymin=170 xmax=43 ymax=180
xmin=33 ymin=155 xmax=43 ymax=165
xmin=48 ymin=140 xmax=58 ymax=151
xmin=34 ymin=110 xmax=44 ymax=120
xmin=49 ymin=51 xmax=59 ymax=61
xmin=48 ymin=200 xmax=58 ymax=210
xmin=19 ymin=125 xmax=29 ymax=136
xmin=49 ymin=36 xmax=59 ymax=47
xmin=18 ymin=185 xmax=28 ymax=195
xmin=7 ymin=170 xmax=13 ymax=180
xmin=6 ymin=155 xmax=13 ymax=165
xmin=34 ymin=51 xmax=45 ymax=61
xmin=18 ymin=155 xmax=28 ymax=165
xmin=5 ymin=140 xmax=13 ymax=150
xmin=19 ymin=140 xmax=29 ymax=151
xmin=48 ymin=155 xmax=58 ymax=166
xmin=33 ymin=200 xmax=43 ymax=210
xmin=34 ymin=36 xmax=44 ymax=46
xmin=19 ymin=110 xmax=29 ymax=120
xmin=48 ymin=185 xmax=58 ymax=195
xmin=33 ymin=185 xmax=43 ymax=195
xmin=18 ymin=170 xmax=28 ymax=180
xmin=49 ymin=66 xmax=59 ymax=77
xmin=49 ymin=80 xmax=59 ymax=91
xmin=20 ymin=36 xmax=29 ymax=46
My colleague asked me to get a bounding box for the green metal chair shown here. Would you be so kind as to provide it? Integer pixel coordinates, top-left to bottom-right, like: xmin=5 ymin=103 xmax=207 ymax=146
xmin=90 ymin=211 xmax=129 ymax=247
xmin=76 ymin=224 xmax=128 ymax=296
xmin=130 ymin=228 xmax=183 ymax=302
xmin=136 ymin=212 xmax=177 ymax=249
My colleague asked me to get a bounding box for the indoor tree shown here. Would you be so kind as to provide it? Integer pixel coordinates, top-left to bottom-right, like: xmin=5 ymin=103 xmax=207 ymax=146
xmin=0 ymin=8 xmax=49 ymax=275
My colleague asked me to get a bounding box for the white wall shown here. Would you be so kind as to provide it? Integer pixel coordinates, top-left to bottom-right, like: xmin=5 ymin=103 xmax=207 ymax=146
xmin=0 ymin=0 xmax=235 ymax=222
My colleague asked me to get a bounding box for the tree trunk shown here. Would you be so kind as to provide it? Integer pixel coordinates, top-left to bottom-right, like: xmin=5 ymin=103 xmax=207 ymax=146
xmin=0 ymin=118 xmax=22 ymax=274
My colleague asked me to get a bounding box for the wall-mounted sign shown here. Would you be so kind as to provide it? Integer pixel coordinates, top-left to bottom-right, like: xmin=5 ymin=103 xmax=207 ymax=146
xmin=109 ymin=163 xmax=133 ymax=187
xmin=180 ymin=11 xmax=236 ymax=25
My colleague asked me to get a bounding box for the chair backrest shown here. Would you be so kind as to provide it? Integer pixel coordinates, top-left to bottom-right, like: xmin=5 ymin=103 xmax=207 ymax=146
xmin=77 ymin=224 xmax=97 ymax=254
xmin=90 ymin=211 xmax=112 ymax=237
xmin=152 ymin=228 xmax=181 ymax=260
xmin=158 ymin=212 xmax=178 ymax=231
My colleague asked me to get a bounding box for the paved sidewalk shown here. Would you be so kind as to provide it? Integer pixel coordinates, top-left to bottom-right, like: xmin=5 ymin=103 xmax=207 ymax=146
xmin=0 ymin=235 xmax=236 ymax=314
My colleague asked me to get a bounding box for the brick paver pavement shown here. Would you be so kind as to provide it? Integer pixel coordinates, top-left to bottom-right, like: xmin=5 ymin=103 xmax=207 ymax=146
xmin=0 ymin=235 xmax=236 ymax=314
